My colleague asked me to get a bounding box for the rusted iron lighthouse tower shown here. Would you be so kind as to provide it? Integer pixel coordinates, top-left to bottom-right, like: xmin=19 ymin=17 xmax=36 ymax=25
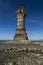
xmin=13 ymin=4 xmax=28 ymax=42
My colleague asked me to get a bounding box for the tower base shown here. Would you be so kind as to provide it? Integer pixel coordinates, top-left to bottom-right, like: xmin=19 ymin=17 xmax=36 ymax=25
xmin=13 ymin=28 xmax=29 ymax=43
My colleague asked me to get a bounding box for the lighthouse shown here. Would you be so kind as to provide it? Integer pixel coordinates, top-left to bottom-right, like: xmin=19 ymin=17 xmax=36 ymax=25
xmin=13 ymin=4 xmax=28 ymax=42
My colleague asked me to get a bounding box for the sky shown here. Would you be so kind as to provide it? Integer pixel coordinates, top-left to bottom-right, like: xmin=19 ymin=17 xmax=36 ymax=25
xmin=0 ymin=0 xmax=43 ymax=40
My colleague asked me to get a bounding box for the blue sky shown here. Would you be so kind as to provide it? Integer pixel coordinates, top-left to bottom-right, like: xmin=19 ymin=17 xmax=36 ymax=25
xmin=0 ymin=0 xmax=43 ymax=40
